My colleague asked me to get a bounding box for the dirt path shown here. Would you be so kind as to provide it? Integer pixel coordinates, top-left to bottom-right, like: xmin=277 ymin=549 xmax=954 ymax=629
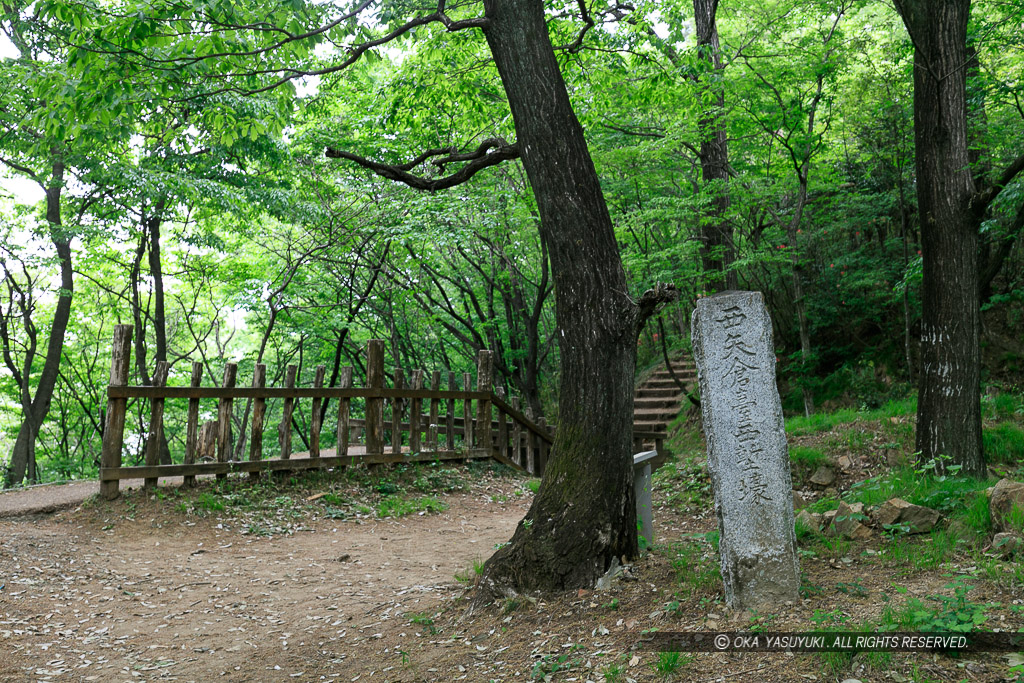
xmin=0 ymin=481 xmax=107 ymax=518
xmin=0 ymin=479 xmax=191 ymax=518
xmin=0 ymin=480 xmax=530 ymax=681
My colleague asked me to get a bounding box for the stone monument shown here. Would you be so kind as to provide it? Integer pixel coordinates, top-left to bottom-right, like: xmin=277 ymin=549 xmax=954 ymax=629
xmin=691 ymin=291 xmax=800 ymax=610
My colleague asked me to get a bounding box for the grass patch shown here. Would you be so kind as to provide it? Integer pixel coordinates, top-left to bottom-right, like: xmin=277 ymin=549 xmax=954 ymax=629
xmin=140 ymin=460 xmax=483 ymax=530
xmin=879 ymin=578 xmax=995 ymax=632
xmin=881 ymin=529 xmax=959 ymax=570
xmin=657 ymin=456 xmax=712 ymax=510
xmin=810 ymin=579 xmax=995 ymax=675
xmin=665 ymin=410 xmax=705 ymax=454
xmin=983 ymin=422 xmax=1024 ymax=464
xmin=808 ymin=496 xmax=841 ymax=514
xmin=411 ymin=465 xmax=466 ymax=493
xmin=843 ymin=461 xmax=994 ymax=515
xmin=195 ymin=492 xmax=225 ymax=513
xmin=653 ymin=651 xmax=694 ymax=676
xmin=664 ymin=537 xmax=720 ymax=599
xmin=375 ymin=495 xmax=447 ymax=518
xmin=800 ymin=530 xmax=853 ymax=561
xmin=786 ymin=397 xmax=916 ymax=436
xmin=954 ymin=491 xmax=992 ymax=534
xmin=790 ymin=445 xmax=829 ymax=469
xmin=1005 ymin=504 xmax=1024 ymax=534
xmin=320 ymin=492 xmax=348 ymax=506
xmin=982 ymin=391 xmax=1024 ymax=421
xmin=454 ymin=557 xmax=486 ymax=584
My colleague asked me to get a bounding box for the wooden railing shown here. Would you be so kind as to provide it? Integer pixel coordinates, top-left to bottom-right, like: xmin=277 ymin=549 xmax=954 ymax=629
xmin=98 ymin=326 xmax=554 ymax=499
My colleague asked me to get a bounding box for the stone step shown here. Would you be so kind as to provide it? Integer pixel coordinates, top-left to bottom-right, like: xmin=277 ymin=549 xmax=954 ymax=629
xmin=636 ymin=387 xmax=683 ymax=398
xmin=646 ymin=373 xmax=696 ymax=383
xmin=650 ymin=364 xmax=695 ymax=373
xmin=648 ymin=363 xmax=694 ymax=372
xmin=633 ymin=408 xmax=678 ymax=420
xmin=633 ymin=421 xmax=667 ymax=432
xmin=631 ymin=355 xmax=691 ymax=438
xmin=634 ymin=397 xmax=679 ymax=410
xmin=643 ymin=378 xmax=692 ymax=389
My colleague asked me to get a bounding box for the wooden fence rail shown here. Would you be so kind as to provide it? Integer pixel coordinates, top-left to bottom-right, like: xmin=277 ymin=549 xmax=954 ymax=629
xmin=98 ymin=326 xmax=555 ymax=500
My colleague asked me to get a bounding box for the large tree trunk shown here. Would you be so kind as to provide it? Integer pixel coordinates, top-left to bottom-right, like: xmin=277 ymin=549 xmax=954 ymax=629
xmin=476 ymin=0 xmax=641 ymax=595
xmin=693 ymin=0 xmax=736 ymax=292
xmin=7 ymin=159 xmax=74 ymax=485
xmin=893 ymin=0 xmax=984 ymax=475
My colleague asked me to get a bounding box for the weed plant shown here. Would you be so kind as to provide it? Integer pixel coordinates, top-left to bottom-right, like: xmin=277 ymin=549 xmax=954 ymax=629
xmin=843 ymin=459 xmax=993 ymax=515
xmin=664 ymin=538 xmax=720 ymax=599
xmin=653 ymin=651 xmax=694 ymax=677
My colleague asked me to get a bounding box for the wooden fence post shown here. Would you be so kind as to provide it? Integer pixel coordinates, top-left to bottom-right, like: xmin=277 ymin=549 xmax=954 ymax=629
xmin=365 ymin=340 xmax=385 ymax=454
xmin=476 ymin=350 xmax=493 ymax=450
xmin=310 ymin=365 xmax=326 ymax=462
xmin=144 ymin=360 xmax=170 ymax=489
xmin=100 ymin=325 xmax=133 ymax=500
xmin=511 ymin=396 xmax=522 ymax=469
xmin=249 ymin=363 xmax=266 ymax=481
xmin=428 ymin=371 xmax=440 ymax=450
xmin=446 ymin=371 xmax=456 ymax=451
xmin=462 ymin=371 xmax=473 ymax=448
xmin=279 ymin=364 xmax=297 ymax=460
xmin=337 ymin=366 xmax=353 ymax=456
xmin=184 ymin=362 xmax=203 ymax=488
xmin=496 ymin=387 xmax=508 ymax=463
xmin=391 ymin=367 xmax=404 ymax=454
xmin=216 ymin=363 xmax=237 ymax=481
xmin=410 ymin=369 xmax=424 ymax=452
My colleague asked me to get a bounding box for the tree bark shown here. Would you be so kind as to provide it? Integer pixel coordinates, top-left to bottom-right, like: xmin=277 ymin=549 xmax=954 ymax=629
xmin=146 ymin=201 xmax=173 ymax=464
xmin=7 ymin=158 xmax=73 ymax=485
xmin=893 ymin=0 xmax=984 ymax=475
xmin=148 ymin=199 xmax=168 ymax=367
xmin=476 ymin=0 xmax=641 ymax=594
xmin=693 ymin=0 xmax=736 ymax=292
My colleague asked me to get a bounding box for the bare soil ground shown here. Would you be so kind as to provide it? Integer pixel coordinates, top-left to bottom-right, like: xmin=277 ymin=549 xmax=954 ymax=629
xmin=2 ymin=457 xmax=1023 ymax=683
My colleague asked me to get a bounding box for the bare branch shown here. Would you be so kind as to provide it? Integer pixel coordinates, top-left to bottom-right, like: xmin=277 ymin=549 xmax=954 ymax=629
xmin=70 ymin=0 xmax=375 ymax=68
xmin=553 ymin=0 xmax=595 ymax=53
xmin=326 ymin=138 xmax=520 ymax=191
xmin=599 ymin=121 xmax=665 ymax=138
xmin=973 ymin=150 xmax=1024 ymax=213
xmin=0 ymin=154 xmax=41 ymax=186
xmin=107 ymin=0 xmax=490 ymax=101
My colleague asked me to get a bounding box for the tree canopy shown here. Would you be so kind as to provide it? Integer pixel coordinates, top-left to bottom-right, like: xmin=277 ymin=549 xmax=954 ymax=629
xmin=2 ymin=0 xmax=1024 ymax=589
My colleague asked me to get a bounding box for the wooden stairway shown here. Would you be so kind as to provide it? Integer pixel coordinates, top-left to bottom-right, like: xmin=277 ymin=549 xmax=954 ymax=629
xmin=632 ymin=355 xmax=696 ymax=450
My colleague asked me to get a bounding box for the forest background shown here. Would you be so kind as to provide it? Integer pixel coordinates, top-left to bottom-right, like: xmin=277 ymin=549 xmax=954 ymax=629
xmin=1 ymin=0 xmax=1022 ymax=487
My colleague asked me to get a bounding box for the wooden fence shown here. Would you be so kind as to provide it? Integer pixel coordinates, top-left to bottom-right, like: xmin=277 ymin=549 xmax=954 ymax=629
xmin=98 ymin=325 xmax=554 ymax=499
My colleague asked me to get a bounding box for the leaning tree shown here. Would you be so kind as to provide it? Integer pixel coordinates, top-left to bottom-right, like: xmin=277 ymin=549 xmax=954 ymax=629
xmin=70 ymin=0 xmax=677 ymax=593
xmin=330 ymin=0 xmax=679 ymax=593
